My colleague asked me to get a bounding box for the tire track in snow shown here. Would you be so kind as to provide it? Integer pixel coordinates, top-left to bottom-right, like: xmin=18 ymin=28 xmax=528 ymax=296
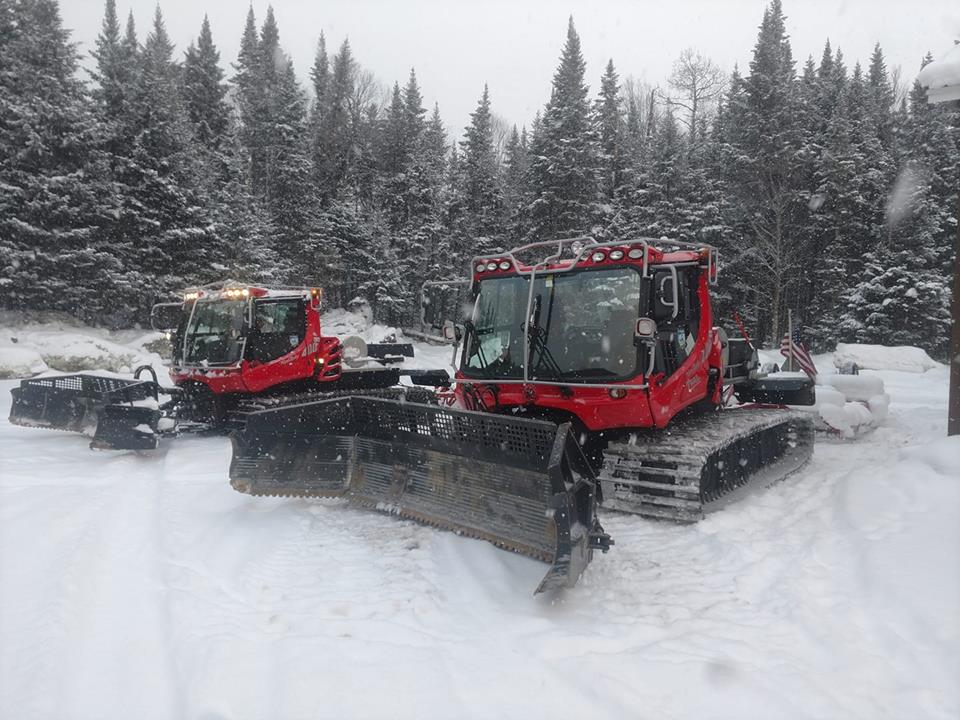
xmin=49 ymin=450 xmax=182 ymax=720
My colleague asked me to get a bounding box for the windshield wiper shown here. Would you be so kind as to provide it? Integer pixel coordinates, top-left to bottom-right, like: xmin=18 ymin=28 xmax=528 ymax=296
xmin=463 ymin=319 xmax=490 ymax=374
xmin=528 ymin=327 xmax=565 ymax=382
xmin=526 ymin=294 xmax=565 ymax=382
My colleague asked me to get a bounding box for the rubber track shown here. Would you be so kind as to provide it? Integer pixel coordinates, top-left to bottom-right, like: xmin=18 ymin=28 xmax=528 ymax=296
xmin=598 ymin=408 xmax=814 ymax=522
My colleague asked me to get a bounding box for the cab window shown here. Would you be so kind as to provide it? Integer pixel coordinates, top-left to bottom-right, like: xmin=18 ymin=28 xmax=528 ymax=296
xmin=246 ymin=299 xmax=306 ymax=363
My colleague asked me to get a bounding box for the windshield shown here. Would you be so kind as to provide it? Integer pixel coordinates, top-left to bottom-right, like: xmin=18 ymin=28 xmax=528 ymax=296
xmin=463 ymin=268 xmax=642 ymax=381
xmin=182 ymin=299 xmax=248 ymax=366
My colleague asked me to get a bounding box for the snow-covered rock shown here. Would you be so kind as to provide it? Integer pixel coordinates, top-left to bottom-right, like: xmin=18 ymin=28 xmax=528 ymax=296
xmin=833 ymin=343 xmax=939 ymax=373
xmin=0 ymin=345 xmax=48 ymax=379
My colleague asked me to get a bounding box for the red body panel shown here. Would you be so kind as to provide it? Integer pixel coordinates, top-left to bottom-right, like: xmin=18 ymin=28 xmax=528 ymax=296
xmin=455 ymin=249 xmax=724 ymax=433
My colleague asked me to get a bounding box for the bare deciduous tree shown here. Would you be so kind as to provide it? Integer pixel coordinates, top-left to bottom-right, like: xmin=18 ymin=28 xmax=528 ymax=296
xmin=665 ymin=48 xmax=726 ymax=135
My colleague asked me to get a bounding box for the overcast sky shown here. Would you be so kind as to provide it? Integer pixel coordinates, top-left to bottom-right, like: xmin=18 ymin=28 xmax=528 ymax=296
xmin=60 ymin=0 xmax=960 ymax=136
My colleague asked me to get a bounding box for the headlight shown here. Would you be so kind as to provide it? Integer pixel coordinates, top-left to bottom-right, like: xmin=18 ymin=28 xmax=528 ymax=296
xmin=486 ymin=261 xmax=497 ymax=271
xmin=498 ymin=261 xmax=511 ymax=271
xmin=475 ymin=263 xmax=486 ymax=273
xmin=591 ymin=251 xmax=606 ymax=262
xmin=628 ymin=247 xmax=644 ymax=259
xmin=609 ymin=249 xmax=624 ymax=260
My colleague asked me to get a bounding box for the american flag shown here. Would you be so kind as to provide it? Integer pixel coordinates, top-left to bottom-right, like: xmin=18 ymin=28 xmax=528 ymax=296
xmin=780 ymin=327 xmax=817 ymax=378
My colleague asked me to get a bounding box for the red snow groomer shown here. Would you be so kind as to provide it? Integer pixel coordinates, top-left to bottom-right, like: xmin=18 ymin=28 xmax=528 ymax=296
xmin=9 ymin=281 xmax=444 ymax=450
xmin=229 ymin=238 xmax=816 ymax=593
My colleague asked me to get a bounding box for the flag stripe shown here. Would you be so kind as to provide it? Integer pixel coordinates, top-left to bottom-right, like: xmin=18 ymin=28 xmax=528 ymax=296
xmin=780 ymin=328 xmax=817 ymax=378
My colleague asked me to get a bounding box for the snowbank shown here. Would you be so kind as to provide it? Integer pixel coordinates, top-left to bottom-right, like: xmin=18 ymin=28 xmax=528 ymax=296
xmin=0 ymin=345 xmax=48 ymax=379
xmin=834 ymin=343 xmax=939 ymax=373
xmin=0 ymin=319 xmax=162 ymax=375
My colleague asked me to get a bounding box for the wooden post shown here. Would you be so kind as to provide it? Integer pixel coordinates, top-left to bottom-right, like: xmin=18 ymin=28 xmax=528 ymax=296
xmin=949 ymin=192 xmax=959 ymax=436
xmin=787 ymin=309 xmax=794 ymax=372
xmin=916 ymin=50 xmax=959 ymax=436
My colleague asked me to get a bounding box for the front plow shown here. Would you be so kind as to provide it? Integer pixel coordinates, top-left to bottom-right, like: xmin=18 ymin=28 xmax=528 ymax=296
xmin=230 ymin=397 xmax=611 ymax=593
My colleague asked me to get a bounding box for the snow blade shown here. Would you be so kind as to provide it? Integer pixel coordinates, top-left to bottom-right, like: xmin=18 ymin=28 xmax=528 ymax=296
xmin=736 ymin=375 xmax=816 ymax=406
xmin=230 ymin=397 xmax=611 ymax=594
xmin=90 ymin=404 xmax=160 ymax=450
xmin=9 ymin=374 xmax=157 ymax=435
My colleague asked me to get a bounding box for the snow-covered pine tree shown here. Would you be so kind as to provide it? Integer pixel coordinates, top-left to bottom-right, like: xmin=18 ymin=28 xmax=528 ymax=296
xmin=502 ymin=125 xmax=532 ymax=244
xmin=230 ymin=8 xmax=315 ymax=282
xmin=308 ymin=32 xmax=329 ymax=139
xmin=232 ymin=6 xmax=260 ymax=153
xmin=0 ymin=0 xmax=112 ymax=322
xmin=866 ymin=43 xmax=896 ymax=150
xmin=457 ymin=84 xmax=503 ymax=252
xmin=126 ymin=7 xmax=213 ymax=314
xmin=595 ymin=59 xmax=625 ymax=217
xmin=717 ymin=0 xmax=805 ymax=345
xmin=314 ymin=39 xmax=355 ymax=205
xmin=182 ymin=15 xmax=265 ymax=284
xmin=528 ymin=18 xmax=600 ymax=239
xmin=804 ymin=60 xmax=897 ymax=349
xmin=183 ymin=15 xmax=230 ymax=152
xmin=417 ymin=104 xmax=451 ymax=280
xmin=842 ymin=66 xmax=958 ymax=359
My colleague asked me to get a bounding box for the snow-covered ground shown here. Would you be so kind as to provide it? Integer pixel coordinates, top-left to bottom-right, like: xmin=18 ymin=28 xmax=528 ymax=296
xmin=0 ymin=318 xmax=958 ymax=720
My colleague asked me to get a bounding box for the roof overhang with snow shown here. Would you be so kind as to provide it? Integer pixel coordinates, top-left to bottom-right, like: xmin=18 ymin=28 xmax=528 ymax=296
xmin=917 ymin=42 xmax=960 ymax=104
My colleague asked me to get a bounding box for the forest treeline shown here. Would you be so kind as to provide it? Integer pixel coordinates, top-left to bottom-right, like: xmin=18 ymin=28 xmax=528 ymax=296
xmin=0 ymin=0 xmax=956 ymax=355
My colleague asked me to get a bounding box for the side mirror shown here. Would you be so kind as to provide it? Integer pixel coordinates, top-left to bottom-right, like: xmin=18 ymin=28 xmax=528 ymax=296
xmin=150 ymin=302 xmax=184 ymax=332
xmin=442 ymin=320 xmax=462 ymax=343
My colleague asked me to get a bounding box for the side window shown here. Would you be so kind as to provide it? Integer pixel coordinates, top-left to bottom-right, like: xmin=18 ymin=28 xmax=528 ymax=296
xmin=247 ymin=300 xmax=306 ymax=363
xmin=652 ymin=266 xmax=701 ymax=378
xmin=677 ymin=268 xmax=700 ymax=357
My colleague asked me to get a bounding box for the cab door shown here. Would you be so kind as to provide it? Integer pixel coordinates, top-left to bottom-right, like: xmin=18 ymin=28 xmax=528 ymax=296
xmin=647 ymin=266 xmax=710 ymax=426
xmin=242 ymin=298 xmax=311 ymax=392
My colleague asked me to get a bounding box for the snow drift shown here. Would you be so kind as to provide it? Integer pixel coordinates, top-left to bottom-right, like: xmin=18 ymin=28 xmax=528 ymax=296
xmin=0 ymin=345 xmax=48 ymax=379
xmin=833 ymin=343 xmax=938 ymax=373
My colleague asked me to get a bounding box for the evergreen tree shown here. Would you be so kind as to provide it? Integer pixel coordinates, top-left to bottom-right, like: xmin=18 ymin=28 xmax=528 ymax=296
xmin=528 ymin=18 xmax=599 ymax=238
xmin=183 ymin=15 xmax=230 ymax=151
xmin=314 ymin=39 xmax=354 ymax=204
xmin=842 ymin=69 xmax=958 ymax=358
xmin=718 ymin=0 xmax=804 ymax=344
xmin=309 ymin=32 xmax=329 ymax=126
xmin=126 ymin=7 xmax=213 ymax=308
xmin=595 ymin=59 xmax=625 ymax=211
xmin=0 ymin=0 xmax=112 ymax=321
xmin=457 ymin=84 xmax=503 ymax=250
xmin=502 ymin=126 xmax=531 ymax=243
